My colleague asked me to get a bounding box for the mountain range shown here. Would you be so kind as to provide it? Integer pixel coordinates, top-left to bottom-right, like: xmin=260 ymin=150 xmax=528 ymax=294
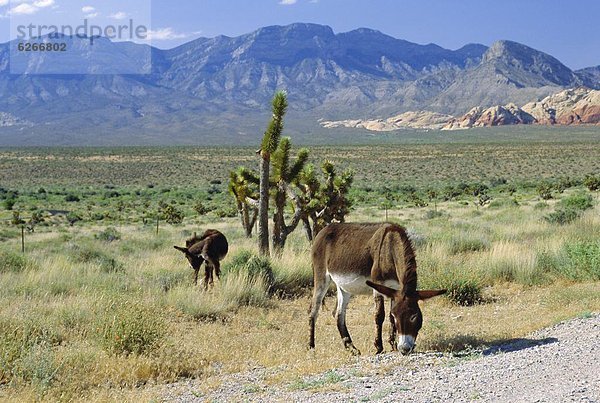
xmin=0 ymin=23 xmax=599 ymax=145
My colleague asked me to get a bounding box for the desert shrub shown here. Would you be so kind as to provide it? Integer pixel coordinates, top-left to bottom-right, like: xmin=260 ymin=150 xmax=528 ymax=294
xmin=69 ymin=245 xmax=123 ymax=273
xmin=544 ymin=209 xmax=580 ymax=225
xmin=583 ymin=174 xmax=600 ymax=191
xmin=271 ymin=257 xmax=312 ymax=297
xmin=65 ymin=194 xmax=80 ymax=202
xmin=558 ymin=192 xmax=593 ymax=211
xmin=424 ymin=210 xmax=445 ymax=219
xmin=407 ymin=229 xmax=427 ymax=248
xmin=213 ymin=205 xmax=238 ymax=218
xmin=103 ymin=190 xmax=120 ymax=199
xmin=0 ymin=317 xmax=64 ymax=387
xmin=148 ymin=268 xmax=189 ymax=293
xmin=537 ymin=241 xmax=600 ymax=281
xmin=3 ymin=198 xmax=16 ymax=210
xmin=533 ymin=202 xmax=549 ymax=210
xmin=120 ymin=236 xmax=167 ymax=254
xmin=468 ymin=183 xmax=489 ymax=197
xmin=0 ymin=249 xmax=29 ymax=273
xmin=447 ymin=235 xmax=489 ymax=255
xmin=159 ymin=203 xmax=184 ymax=224
xmin=564 ymin=241 xmax=600 ymax=280
xmin=536 ymin=182 xmax=553 ymax=200
xmin=444 ymin=279 xmax=483 ymax=306
xmin=193 ymin=201 xmax=210 ymax=216
xmin=221 ymin=271 xmax=271 ymax=308
xmin=418 ymin=258 xmax=483 ymax=306
xmin=95 ymin=227 xmax=121 ymax=242
xmin=66 ymin=212 xmax=81 ymax=226
xmin=221 ymin=250 xmax=275 ymax=287
xmin=489 ymin=177 xmax=508 ymax=187
xmin=165 ymin=272 xmax=270 ymax=321
xmin=91 ymin=212 xmax=105 ymax=221
xmin=422 ymin=271 xmax=483 ymax=306
xmin=488 ymin=198 xmax=519 ymax=209
xmin=98 ymin=301 xmax=165 ymax=356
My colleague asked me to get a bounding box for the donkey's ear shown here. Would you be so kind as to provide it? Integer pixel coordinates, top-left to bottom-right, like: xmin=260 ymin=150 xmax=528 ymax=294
xmin=193 ymin=232 xmax=197 ymax=238
xmin=417 ymin=289 xmax=447 ymax=300
xmin=174 ymin=246 xmax=189 ymax=254
xmin=366 ymin=280 xmax=400 ymax=299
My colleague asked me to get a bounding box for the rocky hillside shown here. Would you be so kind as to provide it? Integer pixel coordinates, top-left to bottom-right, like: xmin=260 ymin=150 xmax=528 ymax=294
xmin=445 ymin=87 xmax=600 ymax=129
xmin=0 ymin=112 xmax=32 ymax=128
xmin=428 ymin=40 xmax=582 ymax=115
xmin=322 ymin=87 xmax=600 ymax=131
xmin=320 ymin=111 xmax=453 ymax=131
xmin=522 ymin=87 xmax=600 ymax=124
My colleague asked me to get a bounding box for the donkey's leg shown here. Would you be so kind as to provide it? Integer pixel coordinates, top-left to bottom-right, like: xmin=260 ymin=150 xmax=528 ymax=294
xmin=374 ymin=294 xmax=385 ymax=354
xmin=308 ymin=274 xmax=330 ymax=349
xmin=213 ymin=260 xmax=221 ymax=279
xmin=336 ymin=288 xmax=360 ymax=355
xmin=388 ymin=300 xmax=397 ymax=351
xmin=192 ymin=256 xmax=205 ymax=287
xmin=202 ymin=252 xmax=219 ymax=288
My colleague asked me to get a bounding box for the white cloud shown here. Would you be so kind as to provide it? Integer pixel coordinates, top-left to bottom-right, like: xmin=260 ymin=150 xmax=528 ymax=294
xmin=279 ymin=0 xmax=297 ymax=5
xmin=33 ymin=0 xmax=54 ymax=7
xmin=10 ymin=3 xmax=38 ymax=14
xmin=85 ymin=12 xmax=97 ymax=18
xmin=0 ymin=0 xmax=9 ymax=6
xmin=146 ymin=27 xmax=188 ymax=41
xmin=108 ymin=11 xmax=127 ymax=20
xmin=81 ymin=5 xmax=95 ymax=13
xmin=8 ymin=0 xmax=55 ymax=15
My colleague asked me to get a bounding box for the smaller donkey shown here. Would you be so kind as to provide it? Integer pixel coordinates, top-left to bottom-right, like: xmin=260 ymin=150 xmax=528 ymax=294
xmin=174 ymin=229 xmax=229 ymax=289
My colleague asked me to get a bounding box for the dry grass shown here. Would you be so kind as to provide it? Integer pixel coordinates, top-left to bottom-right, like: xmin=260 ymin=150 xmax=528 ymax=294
xmin=1 ymin=191 xmax=600 ymax=401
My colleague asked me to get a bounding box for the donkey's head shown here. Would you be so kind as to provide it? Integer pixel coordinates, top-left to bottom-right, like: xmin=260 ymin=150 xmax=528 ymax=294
xmin=185 ymin=232 xmax=201 ymax=248
xmin=174 ymin=245 xmax=204 ymax=271
xmin=366 ymin=280 xmax=445 ymax=355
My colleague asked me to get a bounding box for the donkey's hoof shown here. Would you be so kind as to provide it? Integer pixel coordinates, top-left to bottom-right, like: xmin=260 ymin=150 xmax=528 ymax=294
xmin=346 ymin=345 xmax=361 ymax=356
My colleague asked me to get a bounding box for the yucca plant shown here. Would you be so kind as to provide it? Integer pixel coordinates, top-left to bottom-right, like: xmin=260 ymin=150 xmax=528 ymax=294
xmin=257 ymin=91 xmax=288 ymax=256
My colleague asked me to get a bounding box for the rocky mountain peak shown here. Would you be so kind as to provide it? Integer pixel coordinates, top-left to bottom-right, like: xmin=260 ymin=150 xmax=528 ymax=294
xmin=482 ymin=40 xmax=579 ymax=87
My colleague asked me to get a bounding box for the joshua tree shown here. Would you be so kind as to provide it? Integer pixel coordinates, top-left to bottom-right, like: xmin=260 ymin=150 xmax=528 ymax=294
xmin=229 ymin=167 xmax=260 ymax=237
xmin=536 ymin=182 xmax=553 ymax=200
xmin=319 ymin=161 xmax=353 ymax=226
xmin=159 ymin=201 xmax=184 ymax=224
xmin=11 ymin=211 xmax=25 ymax=226
xmin=271 ymin=137 xmax=309 ymax=253
xmin=584 ymin=174 xmax=600 ymax=191
xmin=257 ymin=91 xmax=288 ymax=256
xmin=27 ymin=211 xmax=44 ymax=232
xmin=427 ymin=188 xmax=438 ymax=212
xmin=297 ymin=161 xmax=354 ymax=241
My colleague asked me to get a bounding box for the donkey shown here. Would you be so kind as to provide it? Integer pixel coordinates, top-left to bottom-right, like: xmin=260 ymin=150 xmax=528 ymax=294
xmin=309 ymin=222 xmax=445 ymax=355
xmin=174 ymin=229 xmax=229 ymax=289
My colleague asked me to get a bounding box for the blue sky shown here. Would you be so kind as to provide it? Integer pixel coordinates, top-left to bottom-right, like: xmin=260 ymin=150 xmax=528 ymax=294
xmin=1 ymin=0 xmax=599 ymax=69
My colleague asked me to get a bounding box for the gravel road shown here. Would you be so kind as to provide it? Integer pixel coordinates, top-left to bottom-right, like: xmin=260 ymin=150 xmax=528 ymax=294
xmin=162 ymin=313 xmax=600 ymax=402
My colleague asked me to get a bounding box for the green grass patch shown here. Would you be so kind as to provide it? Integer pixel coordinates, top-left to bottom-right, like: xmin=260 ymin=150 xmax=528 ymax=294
xmin=221 ymin=250 xmax=275 ymax=288
xmin=68 ymin=244 xmax=123 ymax=273
xmin=0 ymin=249 xmax=29 ymax=273
xmin=447 ymin=235 xmax=489 ymax=255
xmin=558 ymin=192 xmax=593 ymax=211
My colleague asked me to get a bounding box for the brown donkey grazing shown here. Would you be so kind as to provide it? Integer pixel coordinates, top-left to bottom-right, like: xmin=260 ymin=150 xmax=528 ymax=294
xmin=174 ymin=229 xmax=229 ymax=289
xmin=309 ymin=223 xmax=446 ymax=355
